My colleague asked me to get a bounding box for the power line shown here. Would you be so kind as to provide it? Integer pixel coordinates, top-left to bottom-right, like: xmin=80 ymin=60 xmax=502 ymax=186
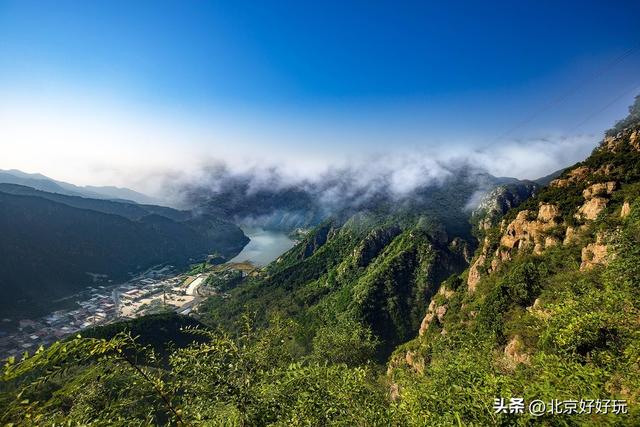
xmin=569 ymin=82 xmax=640 ymax=133
xmin=494 ymin=43 xmax=640 ymax=141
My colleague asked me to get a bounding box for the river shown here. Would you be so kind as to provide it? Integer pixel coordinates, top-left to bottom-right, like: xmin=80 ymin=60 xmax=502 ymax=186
xmin=227 ymin=228 xmax=296 ymax=266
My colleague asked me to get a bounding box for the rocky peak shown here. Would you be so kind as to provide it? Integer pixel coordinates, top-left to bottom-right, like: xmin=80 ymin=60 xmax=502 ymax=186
xmin=472 ymin=181 xmax=539 ymax=230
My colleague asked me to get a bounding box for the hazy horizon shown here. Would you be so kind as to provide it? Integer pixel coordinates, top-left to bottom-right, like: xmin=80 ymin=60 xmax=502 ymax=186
xmin=1 ymin=1 xmax=639 ymax=196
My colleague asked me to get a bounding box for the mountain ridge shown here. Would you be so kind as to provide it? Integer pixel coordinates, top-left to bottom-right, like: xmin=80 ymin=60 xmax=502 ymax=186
xmin=0 ymin=185 xmax=249 ymax=319
xmin=0 ymin=169 xmax=160 ymax=205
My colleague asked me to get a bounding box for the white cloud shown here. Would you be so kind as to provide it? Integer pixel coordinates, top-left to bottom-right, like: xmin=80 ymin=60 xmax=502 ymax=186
xmin=466 ymin=134 xmax=597 ymax=179
xmin=0 ymin=90 xmax=601 ymax=201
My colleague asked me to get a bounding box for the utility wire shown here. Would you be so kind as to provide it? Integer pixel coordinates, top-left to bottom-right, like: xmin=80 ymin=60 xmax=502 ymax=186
xmin=494 ymin=43 xmax=640 ymax=141
xmin=569 ymin=82 xmax=640 ymax=133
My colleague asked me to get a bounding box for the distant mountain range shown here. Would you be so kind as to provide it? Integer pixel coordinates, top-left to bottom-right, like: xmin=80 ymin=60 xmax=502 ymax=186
xmin=0 ymin=169 xmax=160 ymax=205
xmin=185 ymin=166 xmax=542 ymax=239
xmin=0 ymin=164 xmax=555 ymax=321
xmin=0 ymin=183 xmax=248 ymax=319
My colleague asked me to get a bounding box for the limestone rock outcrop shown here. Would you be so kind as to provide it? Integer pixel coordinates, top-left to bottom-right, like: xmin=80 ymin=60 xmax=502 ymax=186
xmin=631 ymin=129 xmax=639 ymax=149
xmin=500 ymin=203 xmax=560 ymax=254
xmin=404 ymin=351 xmax=425 ymax=374
xmin=575 ymin=197 xmax=608 ymax=221
xmin=503 ymin=335 xmax=530 ymax=368
xmin=467 ymin=238 xmax=490 ymax=293
xmin=563 ymin=225 xmax=590 ymax=246
xmin=621 ymin=201 xmax=631 ymax=218
xmin=574 ymin=181 xmax=617 ymax=221
xmin=603 ymin=126 xmax=640 ymax=152
xmin=580 ymin=233 xmax=609 ymax=271
xmin=419 ymin=286 xmax=453 ymax=336
xmin=550 ymin=166 xmax=591 ymax=188
xmin=582 ymin=181 xmax=617 ymax=200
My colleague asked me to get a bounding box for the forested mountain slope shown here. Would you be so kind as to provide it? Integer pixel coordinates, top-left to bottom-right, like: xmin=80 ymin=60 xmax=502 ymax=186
xmin=0 ymin=187 xmax=248 ymax=318
xmin=202 ymin=214 xmax=469 ymax=357
xmin=388 ymin=96 xmax=640 ymax=425
xmin=2 ymin=99 xmax=639 ymax=425
xmin=200 ymin=171 xmax=539 ymax=356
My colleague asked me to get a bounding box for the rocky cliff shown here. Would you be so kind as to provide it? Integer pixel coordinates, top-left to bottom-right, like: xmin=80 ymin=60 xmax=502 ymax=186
xmin=387 ymin=97 xmax=640 ymax=425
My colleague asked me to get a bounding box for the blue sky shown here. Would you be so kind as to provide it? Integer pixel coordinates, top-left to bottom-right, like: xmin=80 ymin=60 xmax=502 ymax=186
xmin=1 ymin=0 xmax=639 ymax=190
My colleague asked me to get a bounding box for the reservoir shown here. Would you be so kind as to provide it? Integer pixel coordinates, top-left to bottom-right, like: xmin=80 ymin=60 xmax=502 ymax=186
xmin=228 ymin=228 xmax=296 ymax=266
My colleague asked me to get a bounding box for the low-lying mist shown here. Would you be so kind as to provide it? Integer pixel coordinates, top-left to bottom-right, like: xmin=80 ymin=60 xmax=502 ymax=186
xmin=158 ymin=157 xmax=514 ymax=236
xmin=157 ymin=133 xmax=595 ymax=228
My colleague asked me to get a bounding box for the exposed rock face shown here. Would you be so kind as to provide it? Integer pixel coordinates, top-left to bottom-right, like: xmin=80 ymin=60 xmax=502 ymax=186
xmin=573 ymin=181 xmax=617 ymax=224
xmin=544 ymin=236 xmax=559 ymax=248
xmin=550 ymin=179 xmax=569 ymax=188
xmin=621 ymin=201 xmax=631 ymax=218
xmin=537 ymin=203 xmax=560 ymax=222
xmin=490 ymin=248 xmax=511 ymax=272
xmin=563 ymin=226 xmax=577 ymax=245
xmin=437 ymin=286 xmax=454 ymax=299
xmin=419 ymin=286 xmax=453 ymax=336
xmin=404 ymin=351 xmax=425 ymax=374
xmin=550 ymin=166 xmax=591 ymax=188
xmin=580 ymin=234 xmax=609 ymax=270
xmin=478 ymin=217 xmax=492 ymax=230
xmin=470 ymin=202 xmax=569 ymax=277
xmin=582 ymin=181 xmax=617 ymax=200
xmin=595 ymin=163 xmax=615 ymax=176
xmin=500 ymin=210 xmax=530 ymax=249
xmin=472 ymin=182 xmax=539 ymax=230
xmin=604 ymin=135 xmax=621 ymax=152
xmin=419 ymin=300 xmax=438 ymax=336
xmin=389 ymin=383 xmax=400 ymax=401
xmin=631 ymin=129 xmax=639 ymax=149
xmin=603 ymin=126 xmax=640 ymax=152
xmin=500 ymin=204 xmax=560 ymax=254
xmin=467 ymin=238 xmax=490 ymax=293
xmin=435 ymin=305 xmax=447 ymax=323
xmin=570 ymin=166 xmax=592 ymax=180
xmin=353 ymin=226 xmax=402 ymax=267
xmin=503 ymin=336 xmax=530 ymax=368
xmin=575 ymin=197 xmax=608 ymax=221
xmin=463 ymin=125 xmax=635 ymax=300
